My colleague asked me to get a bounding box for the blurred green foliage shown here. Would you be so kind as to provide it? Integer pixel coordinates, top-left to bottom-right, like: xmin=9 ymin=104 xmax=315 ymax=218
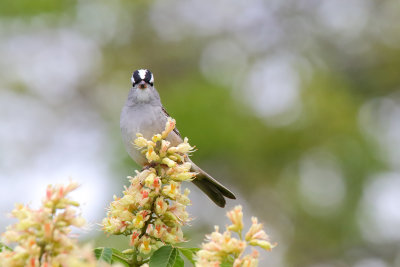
xmin=0 ymin=0 xmax=75 ymax=16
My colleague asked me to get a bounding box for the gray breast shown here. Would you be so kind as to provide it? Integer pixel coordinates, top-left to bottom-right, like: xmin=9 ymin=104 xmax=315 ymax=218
xmin=120 ymin=104 xmax=168 ymax=165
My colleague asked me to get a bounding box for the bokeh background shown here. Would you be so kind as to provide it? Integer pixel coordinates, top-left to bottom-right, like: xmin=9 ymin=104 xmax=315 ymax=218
xmin=1 ymin=0 xmax=400 ymax=266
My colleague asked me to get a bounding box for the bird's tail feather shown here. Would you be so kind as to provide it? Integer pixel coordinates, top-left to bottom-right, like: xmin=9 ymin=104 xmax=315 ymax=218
xmin=190 ymin=161 xmax=236 ymax=208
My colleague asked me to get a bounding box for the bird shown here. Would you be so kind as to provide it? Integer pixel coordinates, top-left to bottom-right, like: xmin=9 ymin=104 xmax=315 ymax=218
xmin=120 ymin=69 xmax=236 ymax=207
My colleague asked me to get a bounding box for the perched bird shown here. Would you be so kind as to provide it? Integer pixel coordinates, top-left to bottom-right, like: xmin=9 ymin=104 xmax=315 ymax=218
xmin=120 ymin=69 xmax=236 ymax=207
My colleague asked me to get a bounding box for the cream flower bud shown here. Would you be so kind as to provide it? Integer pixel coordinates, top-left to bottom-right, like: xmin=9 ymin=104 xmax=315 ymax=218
xmin=152 ymin=134 xmax=162 ymax=143
xmin=240 ymin=253 xmax=259 ymax=267
xmin=233 ymin=258 xmax=242 ymax=267
xmin=175 ymin=140 xmax=193 ymax=153
xmin=144 ymin=174 xmax=161 ymax=192
xmin=168 ymin=155 xmax=178 ymax=162
xmin=162 ymin=181 xmax=179 ymax=199
xmin=168 ymin=203 xmax=190 ymax=223
xmin=163 ymin=211 xmax=179 ymax=227
xmin=227 ymin=205 xmax=244 ymax=233
xmin=245 ymin=217 xmax=268 ymax=242
xmin=146 ymin=147 xmax=160 ymax=162
xmin=138 ymin=236 xmax=152 ymax=254
xmin=170 ymin=172 xmax=196 ymax=181
xmin=162 ymin=157 xmax=176 ymax=168
xmin=248 ymin=240 xmax=276 ymax=251
xmin=144 ymin=173 xmax=156 ymax=187
xmin=136 ymin=168 xmax=156 ymax=182
xmin=134 ymin=135 xmax=148 ymax=148
xmin=167 ymin=147 xmax=177 ymax=154
xmin=163 ymin=226 xmax=184 ymax=243
xmin=70 ymin=216 xmax=86 ymax=228
xmin=174 ymin=153 xmax=185 ymax=162
xmin=180 ymin=162 xmax=192 ymax=172
xmin=161 ymin=118 xmax=176 ymax=139
xmin=122 ymin=248 xmax=135 ymax=254
xmin=130 ymin=230 xmax=140 ymax=246
xmin=166 ymin=162 xmax=192 ymax=176
xmin=64 ymin=182 xmax=80 ymax=194
xmin=159 ymin=140 xmax=170 ymax=157
xmin=151 ymin=219 xmax=166 ymax=239
xmin=102 ymin=217 xmax=126 ymax=234
xmin=155 ymin=197 xmax=168 ymax=215
xmin=132 ymin=210 xmax=150 ymax=229
xmin=138 ymin=188 xmax=151 ymax=206
xmin=176 ymin=188 xmax=191 ymax=206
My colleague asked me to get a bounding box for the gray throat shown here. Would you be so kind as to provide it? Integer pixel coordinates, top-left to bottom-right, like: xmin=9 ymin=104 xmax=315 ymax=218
xmin=126 ymin=87 xmax=162 ymax=107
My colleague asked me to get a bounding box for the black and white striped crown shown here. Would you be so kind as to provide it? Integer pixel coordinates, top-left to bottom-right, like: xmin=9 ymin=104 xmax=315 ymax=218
xmin=131 ymin=69 xmax=154 ymax=86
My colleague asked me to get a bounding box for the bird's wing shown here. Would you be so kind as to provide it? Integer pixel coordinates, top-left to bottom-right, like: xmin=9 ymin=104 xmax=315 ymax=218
xmin=161 ymin=106 xmax=182 ymax=138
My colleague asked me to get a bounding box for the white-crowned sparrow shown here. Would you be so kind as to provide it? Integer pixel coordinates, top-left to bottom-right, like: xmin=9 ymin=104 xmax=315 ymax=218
xmin=120 ymin=69 xmax=236 ymax=207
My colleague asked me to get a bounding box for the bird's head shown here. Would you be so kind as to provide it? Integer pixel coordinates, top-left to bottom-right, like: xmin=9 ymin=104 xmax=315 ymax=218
xmin=131 ymin=69 xmax=154 ymax=89
xmin=129 ymin=69 xmax=159 ymax=104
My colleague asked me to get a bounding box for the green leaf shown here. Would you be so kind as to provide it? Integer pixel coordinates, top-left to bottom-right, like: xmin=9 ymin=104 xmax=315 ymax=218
xmin=220 ymin=258 xmax=234 ymax=267
xmin=94 ymin=247 xmax=113 ymax=263
xmin=173 ymin=254 xmax=184 ymax=267
xmin=94 ymin=247 xmax=131 ymax=266
xmin=178 ymin=247 xmax=200 ymax=265
xmin=110 ymin=248 xmax=131 ymax=267
xmin=149 ymin=245 xmax=179 ymax=267
xmin=0 ymin=242 xmax=12 ymax=252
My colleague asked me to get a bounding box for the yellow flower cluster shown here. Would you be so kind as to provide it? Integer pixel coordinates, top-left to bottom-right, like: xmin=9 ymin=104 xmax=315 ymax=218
xmin=0 ymin=182 xmax=96 ymax=267
xmin=196 ymin=205 xmax=276 ymax=267
xmin=102 ymin=118 xmax=196 ymax=255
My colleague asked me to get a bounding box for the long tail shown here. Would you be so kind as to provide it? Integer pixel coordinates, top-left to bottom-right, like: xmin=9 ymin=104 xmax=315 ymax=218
xmin=190 ymin=160 xmax=236 ymax=208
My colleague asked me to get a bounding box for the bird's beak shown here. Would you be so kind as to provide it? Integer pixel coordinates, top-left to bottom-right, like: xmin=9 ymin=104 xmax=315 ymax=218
xmin=138 ymin=81 xmax=148 ymax=89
